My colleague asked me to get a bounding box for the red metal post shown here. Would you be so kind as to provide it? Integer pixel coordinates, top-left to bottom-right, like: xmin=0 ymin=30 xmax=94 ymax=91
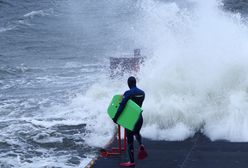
xmin=100 ymin=125 xmax=127 ymax=157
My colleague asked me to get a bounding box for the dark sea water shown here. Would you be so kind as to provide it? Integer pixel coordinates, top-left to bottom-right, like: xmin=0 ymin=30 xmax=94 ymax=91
xmin=0 ymin=0 xmax=248 ymax=167
xmin=224 ymin=0 xmax=248 ymax=14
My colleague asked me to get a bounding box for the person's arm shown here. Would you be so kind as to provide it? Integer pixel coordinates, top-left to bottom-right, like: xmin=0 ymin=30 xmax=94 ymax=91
xmin=113 ymin=91 xmax=130 ymax=123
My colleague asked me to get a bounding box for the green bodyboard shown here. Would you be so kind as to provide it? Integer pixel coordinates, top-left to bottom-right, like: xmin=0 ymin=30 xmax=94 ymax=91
xmin=107 ymin=95 xmax=143 ymax=131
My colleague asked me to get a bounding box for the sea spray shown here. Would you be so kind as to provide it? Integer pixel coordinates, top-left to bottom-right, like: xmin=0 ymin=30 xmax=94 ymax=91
xmin=79 ymin=0 xmax=248 ymax=142
xmin=135 ymin=0 xmax=248 ymax=141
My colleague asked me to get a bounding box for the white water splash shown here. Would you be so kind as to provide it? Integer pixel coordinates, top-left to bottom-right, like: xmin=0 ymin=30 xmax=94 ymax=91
xmin=135 ymin=0 xmax=248 ymax=142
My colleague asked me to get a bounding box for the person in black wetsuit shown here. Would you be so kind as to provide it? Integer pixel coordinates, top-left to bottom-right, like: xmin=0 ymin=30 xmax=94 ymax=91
xmin=113 ymin=76 xmax=147 ymax=167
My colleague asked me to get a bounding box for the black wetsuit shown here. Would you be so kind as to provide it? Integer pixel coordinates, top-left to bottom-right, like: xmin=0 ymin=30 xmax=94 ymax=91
xmin=113 ymin=83 xmax=145 ymax=163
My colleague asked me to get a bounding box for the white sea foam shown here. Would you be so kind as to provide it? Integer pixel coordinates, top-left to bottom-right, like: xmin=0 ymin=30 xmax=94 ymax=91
xmin=64 ymin=62 xmax=82 ymax=68
xmin=0 ymin=26 xmax=15 ymax=33
xmin=23 ymin=8 xmax=54 ymax=18
xmin=32 ymin=133 xmax=63 ymax=144
xmin=28 ymin=119 xmax=84 ymax=128
xmin=0 ymin=153 xmax=89 ymax=168
xmin=0 ymin=9 xmax=53 ymax=34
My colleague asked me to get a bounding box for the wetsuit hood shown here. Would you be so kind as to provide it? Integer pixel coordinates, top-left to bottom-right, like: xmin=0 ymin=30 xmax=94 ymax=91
xmin=128 ymin=76 xmax=136 ymax=89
